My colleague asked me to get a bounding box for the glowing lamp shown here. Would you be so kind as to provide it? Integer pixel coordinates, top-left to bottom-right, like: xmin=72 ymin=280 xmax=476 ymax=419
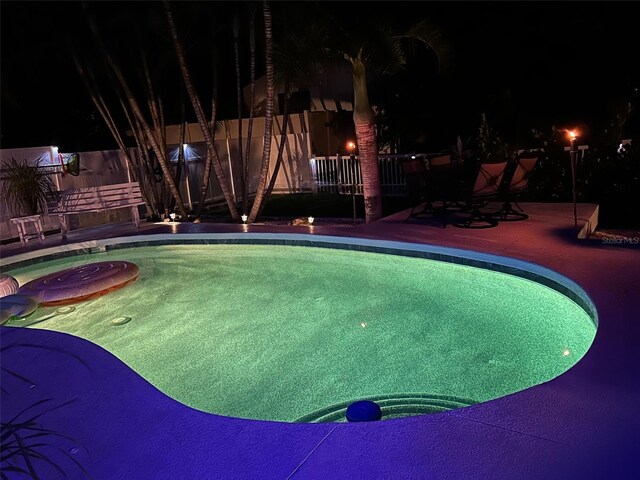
xmin=241 ymin=214 xmax=248 ymax=223
xmin=183 ymin=143 xmax=188 ymax=149
xmin=567 ymin=130 xmax=578 ymax=142
xmin=347 ymin=141 xmax=356 ymax=152
xmin=308 ymin=216 xmax=314 ymax=225
xmin=169 ymin=213 xmax=176 ymax=221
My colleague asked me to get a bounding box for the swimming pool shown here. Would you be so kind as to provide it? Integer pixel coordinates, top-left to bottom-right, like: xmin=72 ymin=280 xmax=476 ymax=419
xmin=4 ymin=238 xmax=596 ymax=422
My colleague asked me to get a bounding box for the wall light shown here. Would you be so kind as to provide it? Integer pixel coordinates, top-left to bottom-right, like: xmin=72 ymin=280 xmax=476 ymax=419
xmin=308 ymin=216 xmax=314 ymax=225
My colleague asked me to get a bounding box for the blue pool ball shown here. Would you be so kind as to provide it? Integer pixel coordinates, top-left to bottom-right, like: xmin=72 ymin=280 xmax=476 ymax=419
xmin=346 ymin=400 xmax=382 ymax=422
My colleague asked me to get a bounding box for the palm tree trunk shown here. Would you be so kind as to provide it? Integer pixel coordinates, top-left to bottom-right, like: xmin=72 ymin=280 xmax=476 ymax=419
xmin=133 ymin=102 xmax=187 ymax=218
xmin=233 ymin=12 xmax=246 ymax=213
xmin=132 ymin=115 xmax=163 ymax=213
xmin=243 ymin=8 xmax=257 ymax=215
xmin=72 ymin=54 xmax=156 ymax=217
xmin=258 ymin=94 xmax=289 ymax=217
xmin=171 ymin=108 xmax=186 ymax=213
xmin=124 ymin=106 xmax=161 ymax=214
xmin=351 ymin=57 xmax=382 ymax=223
xmin=247 ymin=0 xmax=274 ymax=223
xmin=84 ymin=9 xmax=186 ymax=217
xmin=142 ymin=64 xmax=173 ymax=213
xmin=164 ymin=1 xmax=240 ymax=221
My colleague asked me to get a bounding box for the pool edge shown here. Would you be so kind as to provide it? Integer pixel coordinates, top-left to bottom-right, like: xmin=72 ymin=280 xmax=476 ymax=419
xmin=0 ymin=233 xmax=598 ymax=327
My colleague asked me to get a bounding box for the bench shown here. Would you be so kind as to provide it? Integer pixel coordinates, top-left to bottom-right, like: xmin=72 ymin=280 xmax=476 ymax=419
xmin=47 ymin=182 xmax=145 ymax=239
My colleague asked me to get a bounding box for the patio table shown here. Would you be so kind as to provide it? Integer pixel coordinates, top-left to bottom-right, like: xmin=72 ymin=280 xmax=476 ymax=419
xmin=10 ymin=215 xmax=45 ymax=245
xmin=425 ymin=159 xmax=469 ymax=223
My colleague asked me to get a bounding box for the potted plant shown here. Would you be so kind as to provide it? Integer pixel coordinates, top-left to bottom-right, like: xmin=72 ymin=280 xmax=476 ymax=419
xmin=1 ymin=157 xmax=56 ymax=217
xmin=450 ymin=135 xmax=474 ymax=165
xmin=476 ymin=113 xmax=510 ymax=163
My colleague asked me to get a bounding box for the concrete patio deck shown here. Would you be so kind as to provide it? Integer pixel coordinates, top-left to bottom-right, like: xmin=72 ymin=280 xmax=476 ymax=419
xmin=1 ymin=202 xmax=639 ymax=479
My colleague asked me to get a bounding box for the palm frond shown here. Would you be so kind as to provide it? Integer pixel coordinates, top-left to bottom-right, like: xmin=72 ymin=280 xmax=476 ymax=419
xmin=273 ymin=23 xmax=328 ymax=93
xmin=362 ymin=26 xmax=406 ymax=74
xmin=1 ymin=342 xmax=92 ymax=371
xmin=0 ymin=158 xmax=55 ymax=217
xmin=0 ymin=367 xmax=34 ymax=389
xmin=1 ymin=398 xmax=89 ymax=479
xmin=399 ymin=20 xmax=450 ymax=73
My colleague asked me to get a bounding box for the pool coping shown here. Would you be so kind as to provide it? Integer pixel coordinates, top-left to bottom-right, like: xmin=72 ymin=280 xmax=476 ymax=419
xmin=1 ymin=233 xmax=598 ymax=327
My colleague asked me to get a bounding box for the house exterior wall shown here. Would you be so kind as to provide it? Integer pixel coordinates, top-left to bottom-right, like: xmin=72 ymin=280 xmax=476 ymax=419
xmin=1 ymin=108 xmax=355 ymax=242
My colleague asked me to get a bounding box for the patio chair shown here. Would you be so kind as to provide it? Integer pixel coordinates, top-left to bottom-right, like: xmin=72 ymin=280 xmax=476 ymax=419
xmin=453 ymin=161 xmax=509 ymax=228
xmin=401 ymin=157 xmax=432 ymax=219
xmin=492 ymin=153 xmax=539 ymax=221
xmin=425 ymin=153 xmax=469 ymax=226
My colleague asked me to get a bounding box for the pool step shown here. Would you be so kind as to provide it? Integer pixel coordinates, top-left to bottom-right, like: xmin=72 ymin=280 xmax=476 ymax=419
xmin=295 ymin=393 xmax=477 ymax=423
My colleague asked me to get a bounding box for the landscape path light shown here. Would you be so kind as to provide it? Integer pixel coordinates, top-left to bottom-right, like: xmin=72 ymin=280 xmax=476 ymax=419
xmin=347 ymin=141 xmax=358 ymax=226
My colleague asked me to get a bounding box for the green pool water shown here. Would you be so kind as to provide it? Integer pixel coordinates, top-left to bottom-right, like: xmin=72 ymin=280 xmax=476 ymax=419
xmin=7 ymin=245 xmax=596 ymax=422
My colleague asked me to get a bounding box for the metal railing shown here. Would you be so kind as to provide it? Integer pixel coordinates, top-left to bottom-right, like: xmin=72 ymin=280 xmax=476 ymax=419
xmin=310 ymin=153 xmax=426 ymax=196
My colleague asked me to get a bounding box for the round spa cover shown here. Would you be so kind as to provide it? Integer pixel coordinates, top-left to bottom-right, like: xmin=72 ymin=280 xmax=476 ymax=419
xmin=18 ymin=261 xmax=140 ymax=306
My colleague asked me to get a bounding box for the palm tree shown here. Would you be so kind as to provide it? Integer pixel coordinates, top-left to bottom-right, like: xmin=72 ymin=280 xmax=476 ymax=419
xmin=348 ymin=54 xmax=383 ymax=223
xmin=233 ymin=11 xmax=247 ymax=214
xmin=243 ymin=6 xmax=258 ymax=216
xmin=328 ymin=16 xmax=448 ymax=223
xmin=71 ymin=52 xmax=158 ymax=218
xmin=247 ymin=0 xmax=275 ymax=224
xmin=84 ymin=5 xmax=188 ymax=218
xmin=257 ymin=24 xmax=327 ymax=216
xmin=164 ymin=1 xmax=240 ymax=221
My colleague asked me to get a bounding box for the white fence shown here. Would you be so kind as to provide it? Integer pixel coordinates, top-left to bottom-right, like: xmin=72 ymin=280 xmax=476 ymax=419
xmin=1 ymin=144 xmax=421 ymax=242
xmin=310 ymin=154 xmax=423 ymax=196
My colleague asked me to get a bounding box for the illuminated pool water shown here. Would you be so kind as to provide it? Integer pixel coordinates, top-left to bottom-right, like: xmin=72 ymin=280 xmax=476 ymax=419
xmin=5 ymin=244 xmax=596 ymax=422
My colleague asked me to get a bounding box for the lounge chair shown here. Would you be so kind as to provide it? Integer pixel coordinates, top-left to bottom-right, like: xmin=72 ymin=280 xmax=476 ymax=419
xmin=453 ymin=161 xmax=509 ymax=228
xmin=492 ymin=153 xmax=539 ymax=221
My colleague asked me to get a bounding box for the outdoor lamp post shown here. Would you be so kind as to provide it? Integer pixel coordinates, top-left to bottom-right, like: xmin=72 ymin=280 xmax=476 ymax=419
xmin=347 ymin=141 xmax=357 ymax=226
xmin=563 ymin=129 xmax=588 ymax=232
xmin=564 ymin=129 xmax=589 ymax=232
xmin=568 ymin=130 xmax=578 ymax=230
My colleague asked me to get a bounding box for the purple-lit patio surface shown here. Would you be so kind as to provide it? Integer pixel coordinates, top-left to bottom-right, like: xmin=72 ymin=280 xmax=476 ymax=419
xmin=1 ymin=202 xmax=639 ymax=479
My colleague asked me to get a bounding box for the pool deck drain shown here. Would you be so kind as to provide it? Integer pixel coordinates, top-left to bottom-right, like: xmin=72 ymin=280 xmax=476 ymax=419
xmin=1 ymin=202 xmax=639 ymax=479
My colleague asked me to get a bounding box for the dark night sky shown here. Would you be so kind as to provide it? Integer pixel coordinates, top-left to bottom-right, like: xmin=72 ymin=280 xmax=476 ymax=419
xmin=1 ymin=1 xmax=637 ymax=152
